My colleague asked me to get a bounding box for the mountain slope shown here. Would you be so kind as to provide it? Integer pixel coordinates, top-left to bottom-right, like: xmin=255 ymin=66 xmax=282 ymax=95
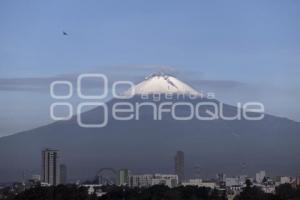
xmin=0 ymin=75 xmax=300 ymax=182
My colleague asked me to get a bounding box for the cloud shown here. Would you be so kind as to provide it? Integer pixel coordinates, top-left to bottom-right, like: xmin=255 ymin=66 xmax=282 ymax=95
xmin=0 ymin=73 xmax=246 ymax=93
xmin=190 ymin=79 xmax=245 ymax=89
xmin=0 ymin=77 xmax=55 ymax=92
xmin=0 ymin=74 xmax=134 ymax=92
xmin=0 ymin=75 xmax=76 ymax=92
xmin=109 ymin=64 xmax=178 ymax=72
xmin=0 ymin=65 xmax=181 ymax=92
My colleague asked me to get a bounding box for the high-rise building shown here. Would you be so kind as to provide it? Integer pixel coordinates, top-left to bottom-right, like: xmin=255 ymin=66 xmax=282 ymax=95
xmin=118 ymin=169 xmax=130 ymax=186
xmin=60 ymin=164 xmax=67 ymax=184
xmin=174 ymin=150 xmax=185 ymax=183
xmin=255 ymin=170 xmax=266 ymax=183
xmin=217 ymin=173 xmax=226 ymax=182
xmin=42 ymin=148 xmax=60 ymax=185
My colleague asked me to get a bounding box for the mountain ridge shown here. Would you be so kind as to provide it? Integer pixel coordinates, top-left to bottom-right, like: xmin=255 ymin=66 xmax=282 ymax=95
xmin=0 ymin=95 xmax=300 ymax=182
xmin=0 ymin=75 xmax=300 ymax=182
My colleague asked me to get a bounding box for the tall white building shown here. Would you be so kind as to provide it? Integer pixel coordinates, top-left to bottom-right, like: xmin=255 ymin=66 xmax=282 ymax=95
xmin=42 ymin=148 xmax=60 ymax=185
xmin=118 ymin=169 xmax=130 ymax=186
xmin=255 ymin=170 xmax=266 ymax=183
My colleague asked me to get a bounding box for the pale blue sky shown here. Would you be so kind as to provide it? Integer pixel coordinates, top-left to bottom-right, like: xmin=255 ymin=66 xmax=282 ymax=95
xmin=0 ymin=0 xmax=300 ymax=136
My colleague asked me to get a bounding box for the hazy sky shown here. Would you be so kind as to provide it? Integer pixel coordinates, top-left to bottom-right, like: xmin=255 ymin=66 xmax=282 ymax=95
xmin=0 ymin=0 xmax=300 ymax=136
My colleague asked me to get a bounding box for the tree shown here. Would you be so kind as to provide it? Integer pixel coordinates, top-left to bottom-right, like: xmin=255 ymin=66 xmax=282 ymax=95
xmin=276 ymin=184 xmax=294 ymax=200
xmin=234 ymin=179 xmax=277 ymax=200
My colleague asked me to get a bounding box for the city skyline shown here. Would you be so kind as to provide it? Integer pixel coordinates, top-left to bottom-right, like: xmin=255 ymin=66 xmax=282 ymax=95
xmin=1 ymin=147 xmax=299 ymax=199
xmin=18 ymin=148 xmax=296 ymax=185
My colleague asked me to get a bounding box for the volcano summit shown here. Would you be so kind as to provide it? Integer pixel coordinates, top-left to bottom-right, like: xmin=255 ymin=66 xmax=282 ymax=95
xmin=126 ymin=73 xmax=200 ymax=96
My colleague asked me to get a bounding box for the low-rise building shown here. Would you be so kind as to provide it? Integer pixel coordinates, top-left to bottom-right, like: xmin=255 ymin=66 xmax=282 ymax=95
xmin=182 ymin=179 xmax=216 ymax=189
xmin=261 ymin=185 xmax=276 ymax=194
xmin=225 ymin=176 xmax=248 ymax=187
xmin=129 ymin=174 xmax=178 ymax=188
xmin=225 ymin=177 xmax=239 ymax=187
xmin=280 ymin=176 xmax=292 ymax=184
xmin=152 ymin=174 xmax=178 ymax=188
xmin=129 ymin=174 xmax=153 ymax=187
xmin=82 ymin=184 xmax=106 ymax=197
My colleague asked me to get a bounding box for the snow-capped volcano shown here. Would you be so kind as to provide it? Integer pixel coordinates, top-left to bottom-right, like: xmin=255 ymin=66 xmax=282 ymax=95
xmin=1 ymin=73 xmax=300 ymax=182
xmin=128 ymin=73 xmax=200 ymax=96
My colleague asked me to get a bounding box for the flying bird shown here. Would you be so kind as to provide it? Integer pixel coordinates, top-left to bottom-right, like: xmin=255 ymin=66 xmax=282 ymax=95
xmin=62 ymin=31 xmax=68 ymax=36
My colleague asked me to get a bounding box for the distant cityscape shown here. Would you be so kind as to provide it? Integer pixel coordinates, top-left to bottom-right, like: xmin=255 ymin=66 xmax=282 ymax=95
xmin=1 ymin=148 xmax=299 ymax=199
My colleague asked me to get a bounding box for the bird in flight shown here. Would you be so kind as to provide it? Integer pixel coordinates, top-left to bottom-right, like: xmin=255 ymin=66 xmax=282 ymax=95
xmin=62 ymin=31 xmax=68 ymax=36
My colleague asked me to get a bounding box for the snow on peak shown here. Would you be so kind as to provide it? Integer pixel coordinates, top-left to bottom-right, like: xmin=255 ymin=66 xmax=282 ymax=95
xmin=127 ymin=73 xmax=201 ymax=96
